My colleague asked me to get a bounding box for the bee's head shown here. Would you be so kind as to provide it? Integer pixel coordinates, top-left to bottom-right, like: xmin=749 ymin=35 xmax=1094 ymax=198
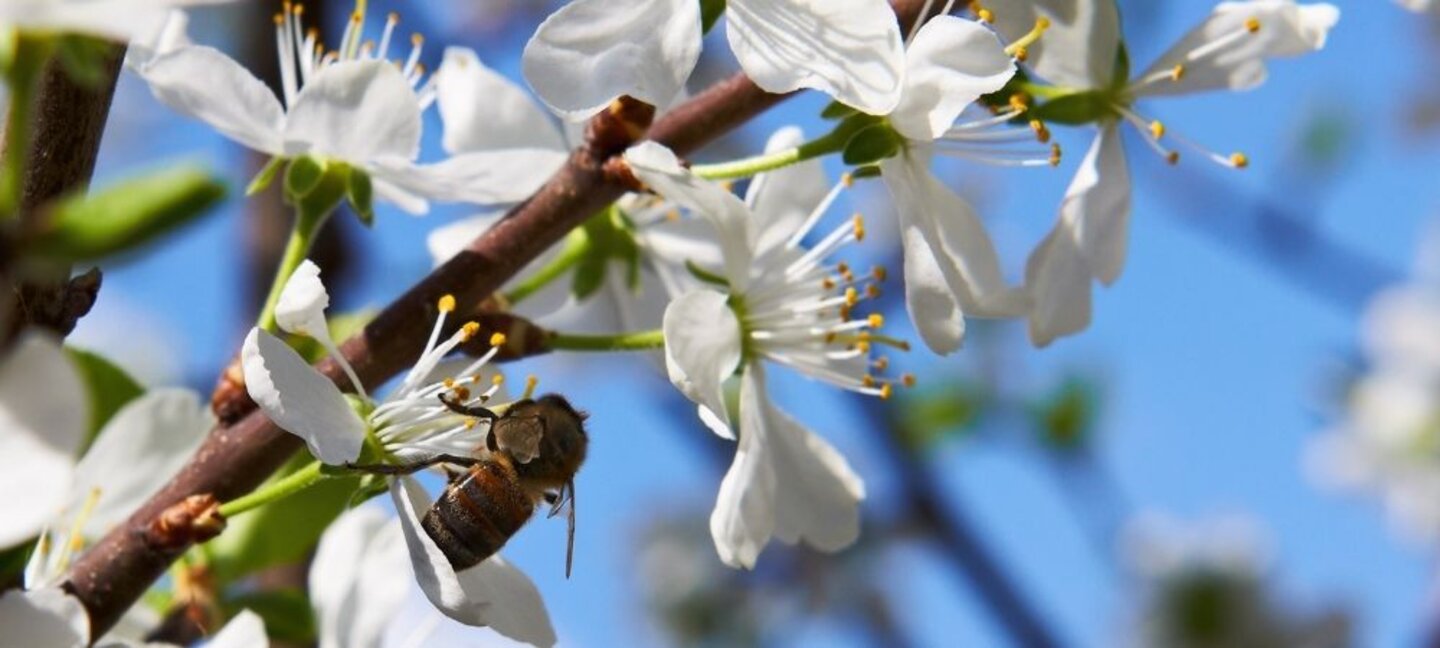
xmin=513 ymin=393 xmax=588 ymax=481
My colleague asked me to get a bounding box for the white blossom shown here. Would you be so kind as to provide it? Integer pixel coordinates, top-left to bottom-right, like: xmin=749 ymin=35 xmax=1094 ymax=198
xmin=521 ymin=0 xmax=904 ymax=120
xmin=1009 ymin=0 xmax=1339 ymax=346
xmin=241 ymin=260 xmax=556 ymax=647
xmin=127 ymin=6 xmax=552 ymax=215
xmin=627 ymin=142 xmax=901 ymax=568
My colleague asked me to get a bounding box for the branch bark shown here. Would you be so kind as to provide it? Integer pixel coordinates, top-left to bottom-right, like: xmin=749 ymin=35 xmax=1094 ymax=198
xmin=62 ymin=0 xmax=937 ymax=638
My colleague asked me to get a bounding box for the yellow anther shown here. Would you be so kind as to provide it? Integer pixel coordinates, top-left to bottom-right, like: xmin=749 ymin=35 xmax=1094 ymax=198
xmin=464 ymin=418 xmax=478 ymax=429
xmin=1009 ymin=93 xmax=1031 ymax=113
xmin=845 ymin=287 xmax=859 ymax=307
xmin=865 ymin=284 xmax=881 ymax=299
xmin=411 ymin=32 xmax=424 ymax=45
xmin=863 ymin=375 xmax=878 ymax=388
xmin=822 ymin=278 xmax=836 ymax=290
xmin=413 ymin=62 xmax=427 ymax=76
xmin=1004 ymin=15 xmax=1051 ymax=57
xmin=442 ymin=377 xmax=456 ymax=388
xmin=856 ymin=340 xmax=872 ymax=354
xmin=902 ymin=373 xmax=917 ymax=388
xmin=1166 ymin=151 xmax=1180 ymax=165
xmin=292 ymin=3 xmax=303 ymax=15
xmin=852 ymin=214 xmax=866 ymax=241
xmin=720 ymin=180 xmax=735 ymax=192
xmin=453 ymin=386 xmax=472 ymax=401
xmin=825 ymin=332 xmax=838 ymax=344
xmin=841 ymin=172 xmax=855 ymax=188
xmin=350 ymin=11 xmax=362 ymax=23
xmin=438 ymin=294 xmax=457 ymax=313
xmin=489 ymin=332 xmax=508 ymax=347
xmin=873 ymin=356 xmax=890 ymax=372
xmin=1244 ymin=17 xmax=1261 ymax=33
xmin=523 ymin=375 xmax=539 ymax=400
xmin=459 ymin=321 xmax=480 ymax=341
xmin=1171 ymin=64 xmax=1186 ymax=81
xmin=867 ymin=313 xmax=884 ymax=328
xmin=1230 ymin=152 xmax=1249 ymax=168
xmin=1149 ymin=120 xmax=1165 ymax=140
xmin=665 ymin=209 xmax=680 ymax=221
xmin=273 ymin=13 xmax=285 ymax=25
xmin=872 ymin=266 xmax=887 ymax=282
xmin=492 ymin=374 xmax=505 ymax=385
xmin=839 ymin=305 xmax=853 ymax=321
xmin=1049 ymin=144 xmax=1063 ymax=167
xmin=1012 ymin=46 xmax=1028 ymax=62
xmin=387 ymin=11 xmax=399 ymax=22
xmin=879 ymin=383 xmax=894 ymax=400
xmin=1030 ymin=119 xmax=1051 ymax=144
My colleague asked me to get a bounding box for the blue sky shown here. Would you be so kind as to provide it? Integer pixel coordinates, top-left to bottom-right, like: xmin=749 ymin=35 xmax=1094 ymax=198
xmin=66 ymin=1 xmax=1440 ymax=646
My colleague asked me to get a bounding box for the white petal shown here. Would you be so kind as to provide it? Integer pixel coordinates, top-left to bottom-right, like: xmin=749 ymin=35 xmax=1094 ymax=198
xmin=274 ymin=259 xmax=330 ymax=338
xmin=890 ymin=16 xmax=1014 ymax=142
xmin=132 ymin=44 xmax=284 ymax=155
xmin=241 ymin=328 xmax=365 ymax=465
xmin=456 ymin=556 xmax=557 ymax=648
xmin=624 ymin=142 xmax=754 ymax=288
xmin=371 ymin=178 xmax=430 ymax=216
xmin=435 ymin=47 xmax=566 ymax=154
xmin=762 ymin=374 xmax=864 ymax=552
xmin=710 ymin=366 xmax=776 ymax=568
xmin=0 ymin=588 xmax=88 ymax=647
xmin=1024 ymin=222 xmax=1093 ymax=347
xmin=0 ymin=333 xmax=85 ymax=549
xmin=663 ymin=291 xmax=744 ymax=439
xmin=206 ymin=609 xmax=268 ymax=648
xmin=125 ymin=9 xmax=190 ymax=70
xmin=880 ymin=150 xmax=1026 ymax=320
xmin=70 ymin=389 xmax=210 ymax=539
xmin=726 ymin=0 xmax=904 ymax=114
xmin=284 ymin=60 xmax=421 ymax=162
xmin=899 ymin=224 xmax=966 ymax=355
xmin=522 ymin=0 xmax=701 ymax=121
xmin=311 ymin=506 xmax=408 ymax=648
xmin=1362 ymin=287 xmax=1440 ymax=369
xmin=369 ymin=149 xmax=567 ymax=210
xmin=389 ymin=478 xmax=557 ymax=647
xmin=747 ymin=127 xmax=829 ymax=257
xmin=4 ymin=0 xmax=195 ymax=43
xmin=1062 ymin=125 xmax=1130 ymax=285
xmin=1134 ymin=1 xmax=1339 ymax=97
xmin=989 ymin=0 xmax=1122 ymax=89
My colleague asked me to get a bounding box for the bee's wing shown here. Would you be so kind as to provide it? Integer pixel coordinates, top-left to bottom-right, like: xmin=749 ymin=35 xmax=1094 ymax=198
xmin=493 ymin=415 xmax=544 ymax=463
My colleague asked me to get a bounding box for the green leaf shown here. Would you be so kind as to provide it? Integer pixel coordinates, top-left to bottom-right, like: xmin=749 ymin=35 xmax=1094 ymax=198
xmin=205 ymin=454 xmax=360 ymax=585
xmin=700 ymin=0 xmax=727 ymax=34
xmin=65 ymin=346 xmax=144 ymax=453
xmin=27 ymin=167 xmax=225 ymax=262
xmin=841 ymin=124 xmax=902 ymax=166
xmin=221 ymin=589 xmax=316 ymax=644
xmin=246 ymin=157 xmax=285 ymax=196
xmin=820 ymin=100 xmax=858 ymax=120
xmin=1028 ymin=90 xmax=1116 ymax=126
xmin=346 ymin=167 xmax=374 ymax=227
xmin=284 ymin=156 xmax=325 ymax=200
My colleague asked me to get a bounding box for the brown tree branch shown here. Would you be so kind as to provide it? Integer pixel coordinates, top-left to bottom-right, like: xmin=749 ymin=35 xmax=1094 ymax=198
xmin=62 ymin=0 xmax=936 ymax=638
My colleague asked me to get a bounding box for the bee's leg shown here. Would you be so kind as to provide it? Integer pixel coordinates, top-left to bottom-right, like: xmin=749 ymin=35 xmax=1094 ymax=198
xmin=438 ymin=393 xmax=500 ymax=421
xmin=344 ymin=453 xmax=479 ymax=475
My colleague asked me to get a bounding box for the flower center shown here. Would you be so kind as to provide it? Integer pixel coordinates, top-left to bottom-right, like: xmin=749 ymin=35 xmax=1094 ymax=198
xmin=735 ymin=177 xmax=915 ymax=400
xmin=273 ymin=0 xmax=435 ymax=111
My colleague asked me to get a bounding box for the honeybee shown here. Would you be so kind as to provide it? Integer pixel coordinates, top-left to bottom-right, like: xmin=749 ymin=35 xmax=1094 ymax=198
xmin=351 ymin=393 xmax=588 ymax=576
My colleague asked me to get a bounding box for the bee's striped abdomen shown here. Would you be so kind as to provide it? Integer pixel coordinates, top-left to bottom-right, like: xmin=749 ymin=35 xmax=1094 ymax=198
xmin=422 ymin=459 xmax=535 ymax=570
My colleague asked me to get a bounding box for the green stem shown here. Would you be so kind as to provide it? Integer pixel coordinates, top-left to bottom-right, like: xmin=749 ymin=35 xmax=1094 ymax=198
xmin=504 ymin=231 xmax=588 ymax=305
xmin=0 ymin=36 xmax=53 ymax=219
xmin=547 ymin=329 xmax=665 ymax=352
xmin=692 ymin=127 xmax=853 ymax=180
xmin=255 ymin=202 xmax=332 ymax=331
xmin=217 ymin=460 xmax=330 ymax=519
xmin=1018 ymin=81 xmax=1081 ymax=101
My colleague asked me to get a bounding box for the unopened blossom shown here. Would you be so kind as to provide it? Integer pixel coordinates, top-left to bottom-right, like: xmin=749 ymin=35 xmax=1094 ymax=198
xmin=1004 ymin=0 xmax=1338 ymax=346
xmin=127 ymin=5 xmax=555 ymax=215
xmin=627 ymin=142 xmax=909 ymax=568
xmin=0 ymin=0 xmax=230 ymax=41
xmin=877 ymin=14 xmax=1040 ymax=354
xmin=522 ymin=0 xmax=904 ymax=120
xmin=241 ymin=260 xmax=555 ymax=646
